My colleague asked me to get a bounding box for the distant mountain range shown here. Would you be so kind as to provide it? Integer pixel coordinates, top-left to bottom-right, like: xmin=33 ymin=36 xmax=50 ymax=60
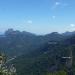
xmin=0 ymin=29 xmax=75 ymax=57
xmin=0 ymin=29 xmax=75 ymax=75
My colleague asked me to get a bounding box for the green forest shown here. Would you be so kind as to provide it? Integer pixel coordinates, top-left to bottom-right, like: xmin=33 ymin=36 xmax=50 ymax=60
xmin=0 ymin=29 xmax=75 ymax=75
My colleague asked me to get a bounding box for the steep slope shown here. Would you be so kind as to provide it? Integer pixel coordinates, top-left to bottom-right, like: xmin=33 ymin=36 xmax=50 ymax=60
xmin=12 ymin=42 xmax=69 ymax=75
xmin=0 ymin=29 xmax=64 ymax=57
xmin=12 ymin=34 xmax=75 ymax=75
xmin=0 ymin=29 xmax=40 ymax=57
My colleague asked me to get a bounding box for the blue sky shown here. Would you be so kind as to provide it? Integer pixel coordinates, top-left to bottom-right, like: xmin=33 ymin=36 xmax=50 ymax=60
xmin=0 ymin=0 xmax=75 ymax=34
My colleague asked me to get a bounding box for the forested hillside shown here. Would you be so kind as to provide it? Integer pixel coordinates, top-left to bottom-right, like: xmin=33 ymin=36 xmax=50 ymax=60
xmin=0 ymin=29 xmax=75 ymax=75
xmin=0 ymin=29 xmax=64 ymax=57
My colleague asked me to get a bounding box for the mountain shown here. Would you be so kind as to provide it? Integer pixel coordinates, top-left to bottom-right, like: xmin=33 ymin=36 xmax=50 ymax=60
xmin=12 ymin=39 xmax=73 ymax=75
xmin=11 ymin=31 xmax=75 ymax=75
xmin=0 ymin=29 xmax=64 ymax=57
xmin=62 ymin=31 xmax=75 ymax=36
xmin=0 ymin=29 xmax=75 ymax=75
xmin=0 ymin=29 xmax=40 ymax=57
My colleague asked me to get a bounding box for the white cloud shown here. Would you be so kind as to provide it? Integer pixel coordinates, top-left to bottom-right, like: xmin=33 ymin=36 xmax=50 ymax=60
xmin=51 ymin=1 xmax=61 ymax=9
xmin=51 ymin=1 xmax=68 ymax=10
xmin=52 ymin=16 xmax=56 ymax=19
xmin=55 ymin=2 xmax=60 ymax=6
xmin=65 ymin=24 xmax=75 ymax=32
xmin=70 ymin=24 xmax=75 ymax=27
xmin=27 ymin=20 xmax=32 ymax=24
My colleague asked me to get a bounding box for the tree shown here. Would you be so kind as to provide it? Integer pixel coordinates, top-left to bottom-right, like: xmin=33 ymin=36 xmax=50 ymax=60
xmin=0 ymin=53 xmax=17 ymax=75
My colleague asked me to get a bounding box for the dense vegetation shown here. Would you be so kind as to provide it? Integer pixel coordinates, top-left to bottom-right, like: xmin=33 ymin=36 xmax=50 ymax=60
xmin=0 ymin=29 xmax=65 ymax=57
xmin=0 ymin=53 xmax=16 ymax=75
xmin=0 ymin=29 xmax=75 ymax=75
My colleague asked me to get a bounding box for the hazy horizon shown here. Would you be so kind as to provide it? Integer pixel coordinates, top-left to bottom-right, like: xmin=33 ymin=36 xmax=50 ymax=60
xmin=0 ymin=28 xmax=75 ymax=35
